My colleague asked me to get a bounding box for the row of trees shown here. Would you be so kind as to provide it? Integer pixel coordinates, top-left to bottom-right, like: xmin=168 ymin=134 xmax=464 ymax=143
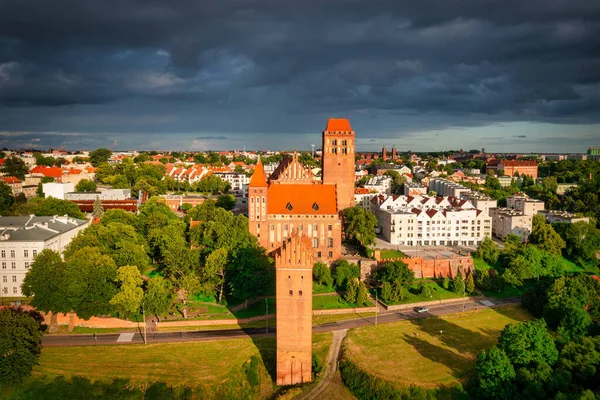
xmin=21 ymin=198 xmax=273 ymax=326
xmin=472 ymin=274 xmax=600 ymax=399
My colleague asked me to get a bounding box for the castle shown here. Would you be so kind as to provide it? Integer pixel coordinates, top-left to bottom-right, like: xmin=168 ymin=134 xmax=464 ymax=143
xmin=247 ymin=118 xmax=356 ymax=262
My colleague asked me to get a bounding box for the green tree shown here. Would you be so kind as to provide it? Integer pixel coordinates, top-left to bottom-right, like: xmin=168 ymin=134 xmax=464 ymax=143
xmin=65 ymin=247 xmax=118 ymax=319
xmin=472 ymin=346 xmax=516 ymax=399
xmin=227 ymin=247 xmax=274 ymax=302
xmin=1 ymin=156 xmax=28 ymax=180
xmin=202 ymin=248 xmax=229 ymax=303
xmin=475 ymin=237 xmax=500 ymax=265
xmin=110 ymin=266 xmax=144 ymax=318
xmin=383 ymin=170 xmax=407 ymax=194
xmin=172 ymin=272 xmax=201 ymax=319
xmin=0 ymin=308 xmax=46 ymax=386
xmin=557 ymin=336 xmax=600 ymax=385
xmin=313 ymin=262 xmax=333 ymax=287
xmin=35 ymin=197 xmax=86 ymax=219
xmin=21 ymin=250 xmax=70 ymax=330
xmin=466 ymin=272 xmax=476 ymax=294
xmin=554 ymin=221 xmax=600 ymax=267
xmin=341 ymin=206 xmax=378 ymax=248
xmin=143 ymin=276 xmax=173 ymax=317
xmin=345 ymin=278 xmax=359 ymax=303
xmin=89 ymin=148 xmax=112 ymax=166
xmin=421 ymin=285 xmax=434 ymax=299
xmin=75 ymin=179 xmax=97 ymax=192
xmin=100 ymin=208 xmax=138 ymax=229
xmin=92 ymin=196 xmax=104 ymax=218
xmin=529 ymin=214 xmax=566 ymax=255
xmin=332 ymin=259 xmax=361 ymax=290
xmin=0 ymin=181 xmax=15 ymax=215
xmin=375 ymin=260 xmax=414 ymax=287
xmin=216 ymin=194 xmax=236 ymax=210
xmin=381 ymin=281 xmax=393 ymax=303
xmin=356 ymin=281 xmax=369 ymax=306
xmin=442 ymin=276 xmax=450 ymax=290
xmin=498 ymin=320 xmax=558 ymax=367
xmin=453 ymin=270 xmax=466 ymax=295
xmin=133 ymin=153 xmax=150 ymax=163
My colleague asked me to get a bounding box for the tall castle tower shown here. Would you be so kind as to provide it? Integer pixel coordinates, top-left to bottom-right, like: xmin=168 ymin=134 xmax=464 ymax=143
xmin=322 ymin=118 xmax=355 ymax=211
xmin=247 ymin=159 xmax=268 ymax=244
xmin=275 ymin=233 xmax=314 ymax=386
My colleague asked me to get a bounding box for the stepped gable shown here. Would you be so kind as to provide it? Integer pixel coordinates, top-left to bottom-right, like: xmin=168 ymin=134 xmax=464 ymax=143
xmin=269 ymin=150 xmax=314 ymax=184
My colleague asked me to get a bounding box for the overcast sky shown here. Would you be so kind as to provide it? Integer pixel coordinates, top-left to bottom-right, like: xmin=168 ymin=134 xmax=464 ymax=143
xmin=1 ymin=1 xmax=599 ymax=152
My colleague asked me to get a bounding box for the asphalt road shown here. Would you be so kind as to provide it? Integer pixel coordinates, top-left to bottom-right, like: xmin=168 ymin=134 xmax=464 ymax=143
xmin=41 ymin=297 xmax=520 ymax=347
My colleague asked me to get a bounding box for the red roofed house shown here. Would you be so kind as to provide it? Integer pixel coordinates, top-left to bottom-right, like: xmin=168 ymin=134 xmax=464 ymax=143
xmin=29 ymin=166 xmax=64 ymax=182
xmin=1 ymin=176 xmax=23 ymax=195
xmin=248 ymin=118 xmax=356 ymax=261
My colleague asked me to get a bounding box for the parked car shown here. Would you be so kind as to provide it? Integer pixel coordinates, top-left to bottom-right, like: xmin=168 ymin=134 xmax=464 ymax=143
xmin=415 ymin=307 xmax=429 ymax=313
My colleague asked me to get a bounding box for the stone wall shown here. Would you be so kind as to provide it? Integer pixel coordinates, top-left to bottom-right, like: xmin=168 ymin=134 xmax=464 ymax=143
xmin=373 ymin=250 xmax=474 ymax=279
xmin=382 ymin=296 xmax=478 ymax=312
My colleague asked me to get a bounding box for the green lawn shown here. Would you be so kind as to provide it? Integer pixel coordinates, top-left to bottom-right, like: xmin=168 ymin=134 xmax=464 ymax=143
xmin=24 ymin=332 xmax=332 ymax=397
xmin=380 ymin=249 xmax=407 ymax=259
xmin=313 ymin=282 xmax=336 ymax=294
xmin=313 ymin=294 xmax=371 ymax=310
xmin=562 ymin=258 xmax=585 ymax=273
xmin=344 ymin=305 xmax=532 ymax=388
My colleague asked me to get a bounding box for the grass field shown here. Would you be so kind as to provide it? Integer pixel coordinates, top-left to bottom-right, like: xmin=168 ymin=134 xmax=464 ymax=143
xmin=380 ymin=249 xmax=407 ymax=259
xmin=31 ymin=332 xmax=332 ymax=393
xmin=344 ymin=305 xmax=531 ymax=388
xmin=313 ymin=282 xmax=336 ymax=294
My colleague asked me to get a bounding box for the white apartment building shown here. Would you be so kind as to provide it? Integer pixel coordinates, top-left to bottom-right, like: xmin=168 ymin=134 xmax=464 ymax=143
xmin=506 ymin=195 xmax=545 ymax=216
xmin=42 ymin=182 xmax=75 ymax=200
xmin=213 ymin=172 xmax=250 ymax=194
xmin=0 ymin=216 xmax=89 ymax=297
xmin=539 ymin=210 xmax=589 ymax=224
xmin=428 ymin=178 xmax=471 ymax=198
xmin=404 ymin=182 xmax=427 ymax=196
xmin=459 ymin=192 xmax=498 ymax=217
xmin=363 ymin=176 xmax=393 ymax=195
xmin=489 ymin=208 xmax=532 ymax=240
xmin=377 ymin=195 xmax=492 ymax=246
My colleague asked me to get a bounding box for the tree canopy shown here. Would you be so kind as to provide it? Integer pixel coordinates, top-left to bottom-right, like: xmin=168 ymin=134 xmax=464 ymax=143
xmin=342 ymin=206 xmax=378 ymax=248
xmin=0 ymin=308 xmax=46 ymax=386
xmin=0 ymin=156 xmax=28 ymax=180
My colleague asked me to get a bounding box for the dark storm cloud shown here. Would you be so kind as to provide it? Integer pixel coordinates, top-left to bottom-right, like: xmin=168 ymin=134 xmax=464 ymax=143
xmin=513 ymin=135 xmax=527 ymax=138
xmin=1 ymin=0 xmax=600 ymax=149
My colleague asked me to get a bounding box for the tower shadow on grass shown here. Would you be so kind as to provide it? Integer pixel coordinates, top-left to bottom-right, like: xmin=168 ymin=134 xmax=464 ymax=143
xmin=244 ymin=330 xmax=277 ymax=383
xmin=402 ymin=333 xmax=469 ymax=379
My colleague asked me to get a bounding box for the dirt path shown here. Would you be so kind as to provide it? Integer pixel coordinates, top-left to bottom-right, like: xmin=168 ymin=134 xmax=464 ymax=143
xmin=296 ymin=329 xmax=354 ymax=400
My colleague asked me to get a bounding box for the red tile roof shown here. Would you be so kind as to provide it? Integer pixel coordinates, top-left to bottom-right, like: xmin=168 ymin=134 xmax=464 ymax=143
xmin=0 ymin=159 xmax=5 ymax=165
xmin=325 ymin=118 xmax=352 ymax=131
xmin=355 ymin=188 xmax=370 ymax=194
xmin=249 ymin=159 xmax=268 ymax=187
xmin=501 ymin=160 xmax=538 ymax=167
xmin=267 ymin=183 xmax=337 ymax=215
xmin=30 ymin=166 xmax=63 ymax=178
xmin=1 ymin=176 xmax=21 ymax=184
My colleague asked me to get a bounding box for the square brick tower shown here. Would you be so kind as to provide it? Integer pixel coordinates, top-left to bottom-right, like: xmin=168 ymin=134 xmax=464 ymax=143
xmin=275 ymin=233 xmax=314 ymax=386
xmin=322 ymin=118 xmax=355 ymax=211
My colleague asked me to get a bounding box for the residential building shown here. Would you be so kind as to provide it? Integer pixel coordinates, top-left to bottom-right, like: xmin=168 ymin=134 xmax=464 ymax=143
xmin=459 ymin=192 xmax=498 ymax=217
xmin=428 ymin=178 xmax=470 ymax=198
xmin=1 ymin=177 xmax=23 ymax=195
xmin=489 ymin=208 xmax=532 ymax=240
xmin=376 ymin=195 xmax=492 ymax=246
xmin=506 ymin=195 xmax=545 ymax=216
xmin=65 ymin=189 xmax=131 ymax=201
xmin=42 ymin=182 xmax=75 ymax=200
xmin=0 ymin=216 xmax=89 ymax=297
xmin=213 ymin=172 xmax=250 ymax=194
xmin=538 ymin=210 xmax=590 ymax=224
xmin=404 ymin=182 xmax=427 ymax=196
xmin=497 ymin=176 xmax=514 ymax=187
xmin=363 ymin=176 xmax=393 ymax=195
xmin=160 ymin=195 xmax=207 ymax=212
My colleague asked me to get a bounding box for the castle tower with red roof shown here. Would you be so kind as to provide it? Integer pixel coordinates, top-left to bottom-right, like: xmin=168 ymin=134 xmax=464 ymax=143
xmin=275 ymin=232 xmax=313 ymax=385
xmin=322 ymin=118 xmax=355 ymax=210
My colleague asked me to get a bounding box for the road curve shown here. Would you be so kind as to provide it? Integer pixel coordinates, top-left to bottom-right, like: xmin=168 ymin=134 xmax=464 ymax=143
xmin=41 ymin=297 xmax=520 ymax=347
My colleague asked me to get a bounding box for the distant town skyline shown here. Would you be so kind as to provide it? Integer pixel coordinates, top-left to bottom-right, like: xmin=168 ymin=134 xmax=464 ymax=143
xmin=1 ymin=1 xmax=599 ymax=152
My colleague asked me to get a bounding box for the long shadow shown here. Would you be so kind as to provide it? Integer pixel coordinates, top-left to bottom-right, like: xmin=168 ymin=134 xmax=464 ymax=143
xmin=402 ymin=333 xmax=468 ymax=379
xmin=408 ymin=313 xmax=490 ymax=361
xmin=245 ymin=331 xmax=277 ymax=383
